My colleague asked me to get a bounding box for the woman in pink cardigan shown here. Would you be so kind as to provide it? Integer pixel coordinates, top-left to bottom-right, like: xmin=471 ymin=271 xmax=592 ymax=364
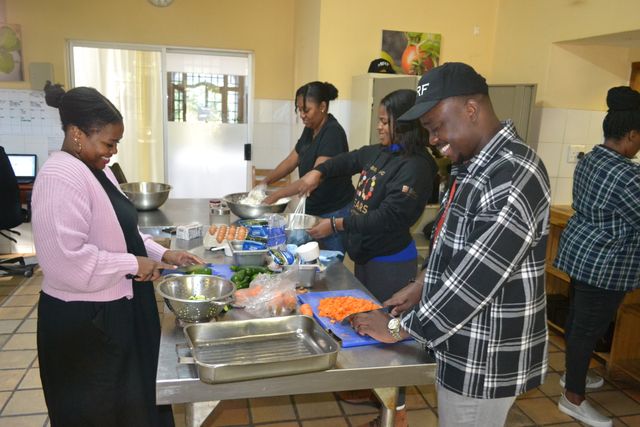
xmin=32 ymin=83 xmax=200 ymax=427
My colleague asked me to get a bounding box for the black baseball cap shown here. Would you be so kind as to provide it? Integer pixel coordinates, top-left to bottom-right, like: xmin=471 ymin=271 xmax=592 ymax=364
xmin=398 ymin=62 xmax=488 ymax=121
xmin=368 ymin=58 xmax=396 ymax=74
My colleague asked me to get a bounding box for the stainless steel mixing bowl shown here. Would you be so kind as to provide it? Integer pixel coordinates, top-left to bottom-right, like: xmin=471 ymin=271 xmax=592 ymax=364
xmin=223 ymin=192 xmax=290 ymax=219
xmin=120 ymin=182 xmax=171 ymax=211
xmin=156 ymin=274 xmax=236 ymax=323
xmin=283 ymin=213 xmax=320 ymax=245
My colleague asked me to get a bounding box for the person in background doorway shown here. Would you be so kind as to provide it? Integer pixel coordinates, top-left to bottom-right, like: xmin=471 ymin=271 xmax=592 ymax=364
xmin=33 ymin=82 xmax=202 ymax=427
xmin=259 ymin=81 xmax=354 ymax=252
xmin=352 ymin=63 xmax=550 ymax=427
xmin=268 ymin=89 xmax=437 ymax=427
xmin=553 ymin=86 xmax=640 ymax=427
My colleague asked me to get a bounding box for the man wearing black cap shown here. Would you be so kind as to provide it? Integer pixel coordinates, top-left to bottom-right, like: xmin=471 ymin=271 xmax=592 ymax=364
xmin=352 ymin=62 xmax=550 ymax=426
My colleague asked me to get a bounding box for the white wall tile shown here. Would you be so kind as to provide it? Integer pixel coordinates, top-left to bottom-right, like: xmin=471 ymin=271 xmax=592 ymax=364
xmin=330 ymin=100 xmax=352 ymax=139
xmin=272 ymin=124 xmax=292 ymax=150
xmin=251 ymin=146 xmax=277 ymax=169
xmin=538 ymin=108 xmax=567 ymax=143
xmin=252 ymin=123 xmax=273 ymax=149
xmin=254 ymin=99 xmax=273 ymax=124
xmin=554 ymin=177 xmax=573 ymax=205
xmin=557 ymin=145 xmax=579 ymax=178
xmin=548 ymin=177 xmax=558 ymax=204
xmin=587 ymin=111 xmax=605 ymax=146
xmin=272 ymin=101 xmax=294 ymax=124
xmin=536 ymin=142 xmax=563 ymax=178
xmin=290 ymin=122 xmax=304 ymax=150
xmin=563 ymin=109 xmax=591 ymax=144
xmin=527 ymin=107 xmax=542 ymax=149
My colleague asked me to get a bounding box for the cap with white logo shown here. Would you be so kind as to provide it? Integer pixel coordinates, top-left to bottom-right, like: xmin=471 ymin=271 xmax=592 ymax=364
xmin=398 ymin=62 xmax=488 ymax=121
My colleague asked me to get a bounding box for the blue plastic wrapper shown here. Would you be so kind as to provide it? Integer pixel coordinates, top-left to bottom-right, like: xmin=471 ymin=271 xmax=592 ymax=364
xmin=269 ymin=248 xmax=295 ymax=265
xmin=242 ymin=240 xmax=267 ymax=250
xmin=248 ymin=225 xmax=268 ymax=238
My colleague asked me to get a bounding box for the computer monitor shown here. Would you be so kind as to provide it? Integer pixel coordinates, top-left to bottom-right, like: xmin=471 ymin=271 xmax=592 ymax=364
xmin=7 ymin=154 xmax=37 ymax=184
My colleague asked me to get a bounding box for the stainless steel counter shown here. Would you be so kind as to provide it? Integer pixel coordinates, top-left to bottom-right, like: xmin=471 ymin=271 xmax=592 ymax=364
xmin=150 ymin=199 xmax=436 ymax=427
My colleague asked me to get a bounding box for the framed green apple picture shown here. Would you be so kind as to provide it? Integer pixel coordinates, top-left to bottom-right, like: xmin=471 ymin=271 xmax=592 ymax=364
xmin=0 ymin=24 xmax=23 ymax=81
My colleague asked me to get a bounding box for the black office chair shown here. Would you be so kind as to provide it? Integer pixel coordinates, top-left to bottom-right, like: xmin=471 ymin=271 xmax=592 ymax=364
xmin=0 ymin=146 xmax=37 ymax=277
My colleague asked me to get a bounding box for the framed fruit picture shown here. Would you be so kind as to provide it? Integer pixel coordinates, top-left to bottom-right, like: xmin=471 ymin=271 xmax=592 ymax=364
xmin=0 ymin=24 xmax=23 ymax=81
xmin=381 ymin=30 xmax=441 ymax=76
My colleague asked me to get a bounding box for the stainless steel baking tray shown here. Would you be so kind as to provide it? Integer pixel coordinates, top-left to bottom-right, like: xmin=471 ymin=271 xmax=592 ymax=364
xmin=183 ymin=315 xmax=340 ymax=384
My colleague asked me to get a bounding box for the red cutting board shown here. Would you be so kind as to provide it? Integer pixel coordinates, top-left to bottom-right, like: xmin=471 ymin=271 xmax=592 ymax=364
xmin=297 ymin=289 xmax=383 ymax=348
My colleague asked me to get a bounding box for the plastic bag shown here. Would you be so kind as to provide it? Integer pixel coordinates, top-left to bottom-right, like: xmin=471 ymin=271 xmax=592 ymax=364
xmin=236 ymin=269 xmax=298 ymax=317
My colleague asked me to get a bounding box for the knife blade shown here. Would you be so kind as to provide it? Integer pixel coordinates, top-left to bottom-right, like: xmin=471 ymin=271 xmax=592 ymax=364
xmin=165 ymin=264 xmax=211 ymax=274
xmin=340 ymin=305 xmax=392 ymax=325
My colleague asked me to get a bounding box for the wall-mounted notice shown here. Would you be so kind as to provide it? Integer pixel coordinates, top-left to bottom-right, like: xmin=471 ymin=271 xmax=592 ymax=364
xmin=0 ymin=88 xmax=62 ymax=168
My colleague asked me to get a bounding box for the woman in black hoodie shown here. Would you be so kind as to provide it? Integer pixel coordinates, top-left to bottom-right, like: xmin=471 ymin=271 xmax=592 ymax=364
xmin=270 ymin=89 xmax=437 ymax=301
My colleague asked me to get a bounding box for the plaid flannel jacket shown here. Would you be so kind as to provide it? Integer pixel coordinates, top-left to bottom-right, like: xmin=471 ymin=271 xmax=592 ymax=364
xmin=554 ymin=145 xmax=640 ymax=291
xmin=402 ymin=121 xmax=550 ymax=399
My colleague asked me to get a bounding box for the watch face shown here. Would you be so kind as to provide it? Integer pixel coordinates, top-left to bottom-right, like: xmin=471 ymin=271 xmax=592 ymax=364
xmin=388 ymin=317 xmax=400 ymax=329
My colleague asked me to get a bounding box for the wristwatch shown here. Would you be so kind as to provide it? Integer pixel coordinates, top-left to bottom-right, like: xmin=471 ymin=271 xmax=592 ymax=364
xmin=387 ymin=317 xmax=402 ymax=341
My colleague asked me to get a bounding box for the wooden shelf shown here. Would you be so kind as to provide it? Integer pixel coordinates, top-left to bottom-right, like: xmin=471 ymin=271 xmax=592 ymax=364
xmin=545 ymin=265 xmax=569 ymax=282
xmin=609 ymin=360 xmax=640 ymax=384
xmin=547 ymin=320 xmax=564 ymax=335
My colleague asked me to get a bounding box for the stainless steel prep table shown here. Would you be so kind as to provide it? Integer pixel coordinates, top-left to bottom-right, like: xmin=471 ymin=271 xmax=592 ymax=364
xmin=146 ymin=199 xmax=436 ymax=427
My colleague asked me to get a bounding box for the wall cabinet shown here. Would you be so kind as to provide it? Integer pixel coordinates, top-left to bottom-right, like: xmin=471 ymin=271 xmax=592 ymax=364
xmin=546 ymin=206 xmax=640 ymax=383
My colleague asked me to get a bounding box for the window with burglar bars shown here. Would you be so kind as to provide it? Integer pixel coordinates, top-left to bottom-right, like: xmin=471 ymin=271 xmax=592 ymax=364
xmin=167 ymin=72 xmax=245 ymax=123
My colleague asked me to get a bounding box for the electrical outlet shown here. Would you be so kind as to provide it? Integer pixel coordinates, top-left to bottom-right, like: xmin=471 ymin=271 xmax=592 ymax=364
xmin=567 ymin=145 xmax=585 ymax=163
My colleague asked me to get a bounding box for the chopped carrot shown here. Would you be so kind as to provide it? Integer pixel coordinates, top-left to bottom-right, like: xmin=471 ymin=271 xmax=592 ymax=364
xmin=317 ymin=296 xmax=381 ymax=323
xmin=299 ymin=303 xmax=313 ymax=316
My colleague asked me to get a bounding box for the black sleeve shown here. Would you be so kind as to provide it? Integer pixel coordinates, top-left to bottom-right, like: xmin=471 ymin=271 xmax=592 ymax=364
xmin=344 ymin=156 xmax=436 ymax=233
xmin=315 ymin=147 xmax=367 ymax=179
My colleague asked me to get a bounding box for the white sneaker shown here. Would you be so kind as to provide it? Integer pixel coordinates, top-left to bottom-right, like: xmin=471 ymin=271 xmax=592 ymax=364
xmin=560 ymin=372 xmax=604 ymax=389
xmin=558 ymin=393 xmax=612 ymax=427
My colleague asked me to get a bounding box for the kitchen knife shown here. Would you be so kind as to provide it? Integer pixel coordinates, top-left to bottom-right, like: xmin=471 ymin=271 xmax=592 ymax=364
xmin=167 ymin=264 xmax=211 ymax=274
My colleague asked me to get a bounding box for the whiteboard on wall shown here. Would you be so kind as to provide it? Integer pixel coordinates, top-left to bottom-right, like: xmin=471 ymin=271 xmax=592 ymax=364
xmin=0 ymin=88 xmax=63 ymax=171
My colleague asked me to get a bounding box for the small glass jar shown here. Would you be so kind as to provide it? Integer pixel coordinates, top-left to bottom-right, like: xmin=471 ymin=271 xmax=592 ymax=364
xmin=209 ymin=199 xmax=230 ymax=225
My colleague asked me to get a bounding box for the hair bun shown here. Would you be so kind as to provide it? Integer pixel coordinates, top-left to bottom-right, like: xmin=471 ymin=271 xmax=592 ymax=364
xmin=323 ymin=82 xmax=339 ymax=101
xmin=606 ymin=86 xmax=640 ymax=111
xmin=43 ymin=80 xmax=66 ymax=109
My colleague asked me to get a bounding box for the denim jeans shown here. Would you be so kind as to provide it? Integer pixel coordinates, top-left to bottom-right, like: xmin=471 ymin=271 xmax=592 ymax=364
xmin=317 ymin=203 xmax=351 ymax=253
xmin=564 ymin=278 xmax=626 ymax=395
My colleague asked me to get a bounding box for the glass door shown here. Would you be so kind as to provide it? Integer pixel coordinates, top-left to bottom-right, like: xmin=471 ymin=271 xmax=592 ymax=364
xmin=165 ymin=50 xmax=250 ymax=198
xmin=69 ymin=43 xmax=252 ymax=198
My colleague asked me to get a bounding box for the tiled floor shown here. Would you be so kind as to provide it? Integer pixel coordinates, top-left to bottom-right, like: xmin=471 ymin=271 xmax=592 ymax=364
xmin=1 ymin=270 xmax=640 ymax=427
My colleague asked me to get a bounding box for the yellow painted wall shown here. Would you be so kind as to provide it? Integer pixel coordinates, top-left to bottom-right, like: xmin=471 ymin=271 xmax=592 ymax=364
xmin=2 ymin=0 xmax=295 ymax=99
xmin=293 ymin=0 xmax=321 ymax=91
xmin=312 ymin=0 xmax=500 ymax=99
xmin=492 ymin=0 xmax=640 ymax=109
xmin=6 ymin=0 xmax=639 ymax=106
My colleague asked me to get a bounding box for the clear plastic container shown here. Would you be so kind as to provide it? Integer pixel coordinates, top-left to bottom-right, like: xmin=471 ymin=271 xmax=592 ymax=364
xmin=209 ymin=199 xmax=230 ymax=225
